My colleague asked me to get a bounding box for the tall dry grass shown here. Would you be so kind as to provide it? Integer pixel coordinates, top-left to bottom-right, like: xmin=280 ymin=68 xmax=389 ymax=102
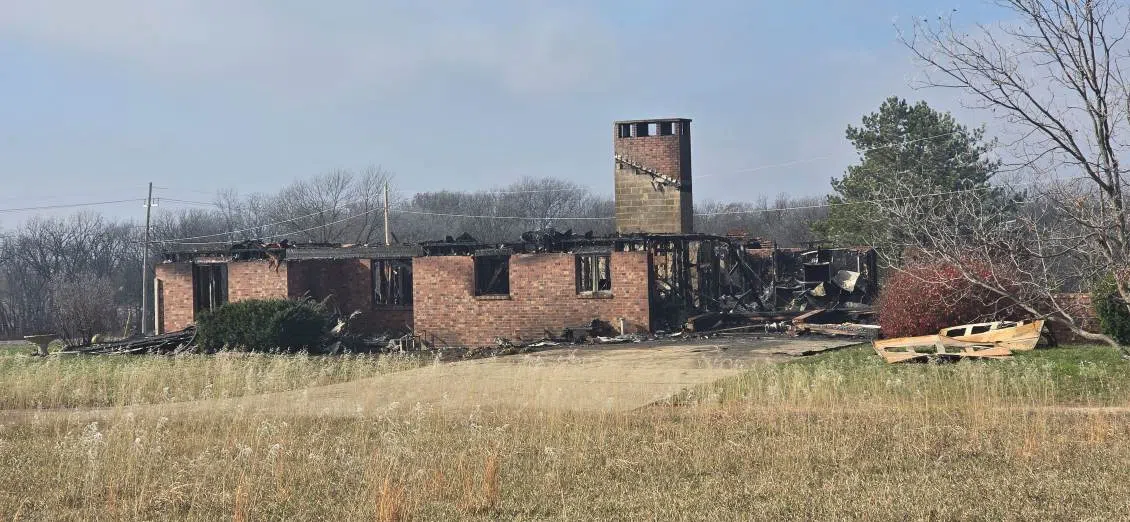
xmin=0 ymin=352 xmax=424 ymax=410
xmin=1 ymin=346 xmax=1130 ymax=519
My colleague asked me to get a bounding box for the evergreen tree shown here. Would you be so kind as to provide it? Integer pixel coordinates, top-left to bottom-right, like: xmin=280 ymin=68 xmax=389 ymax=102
xmin=817 ymin=97 xmax=999 ymax=248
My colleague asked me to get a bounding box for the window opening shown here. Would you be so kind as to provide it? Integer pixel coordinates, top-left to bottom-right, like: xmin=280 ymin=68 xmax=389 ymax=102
xmin=193 ymin=263 xmax=228 ymax=315
xmin=576 ymin=254 xmax=611 ymax=293
xmin=373 ymin=258 xmax=413 ymax=306
xmin=474 ymin=256 xmax=510 ymax=296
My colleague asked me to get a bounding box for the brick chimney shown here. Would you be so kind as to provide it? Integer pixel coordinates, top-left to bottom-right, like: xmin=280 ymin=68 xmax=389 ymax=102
xmin=613 ymin=118 xmax=692 ymax=234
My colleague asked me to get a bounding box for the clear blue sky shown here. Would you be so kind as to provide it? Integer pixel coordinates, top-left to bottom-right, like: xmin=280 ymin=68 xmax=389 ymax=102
xmin=0 ymin=1 xmax=1009 ymax=226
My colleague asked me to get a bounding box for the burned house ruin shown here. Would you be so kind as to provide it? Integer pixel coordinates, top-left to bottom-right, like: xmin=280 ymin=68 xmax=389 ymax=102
xmin=155 ymin=118 xmax=878 ymax=347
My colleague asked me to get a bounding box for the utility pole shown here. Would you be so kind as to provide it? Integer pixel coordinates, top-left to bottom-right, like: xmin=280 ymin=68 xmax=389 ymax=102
xmin=141 ymin=182 xmax=153 ymax=336
xmin=383 ymin=182 xmax=392 ymax=246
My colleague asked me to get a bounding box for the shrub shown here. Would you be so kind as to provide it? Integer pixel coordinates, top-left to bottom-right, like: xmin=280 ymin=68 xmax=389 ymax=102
xmin=195 ymin=298 xmax=332 ymax=352
xmin=48 ymin=272 xmax=121 ymax=345
xmin=877 ymin=262 xmax=1010 ymax=338
xmin=1093 ymin=276 xmax=1130 ymax=345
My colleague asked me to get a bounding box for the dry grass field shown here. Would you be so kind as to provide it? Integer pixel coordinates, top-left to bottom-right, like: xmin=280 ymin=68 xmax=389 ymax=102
xmin=2 ymin=343 xmax=1130 ymax=520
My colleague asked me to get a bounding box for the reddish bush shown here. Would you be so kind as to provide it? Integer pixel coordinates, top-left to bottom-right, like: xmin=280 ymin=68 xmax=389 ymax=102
xmin=877 ymin=262 xmax=1007 ymax=338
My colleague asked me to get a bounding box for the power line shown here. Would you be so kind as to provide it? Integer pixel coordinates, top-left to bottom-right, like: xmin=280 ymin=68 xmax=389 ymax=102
xmin=158 ymin=197 xmax=219 ymax=207
xmin=693 ymin=178 xmax=1044 ymax=217
xmin=0 ymin=198 xmax=143 ymax=214
xmin=156 ymin=177 xmax=1036 ymax=244
xmin=153 ymin=186 xmax=221 ymax=196
xmin=401 ymin=187 xmax=582 ymax=195
xmin=0 ymin=130 xmax=964 ymax=216
xmin=696 ymin=131 xmax=961 ymax=180
xmin=391 ymin=209 xmax=612 ymax=220
xmin=151 ymin=202 xmax=362 ymax=243
xmin=166 ymin=206 xmax=387 ymax=245
xmin=145 ymin=132 xmax=982 ymax=242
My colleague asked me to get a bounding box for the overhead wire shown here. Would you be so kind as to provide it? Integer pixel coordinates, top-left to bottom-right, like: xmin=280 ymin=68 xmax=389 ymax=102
xmin=151 ymin=201 xmax=364 ymax=243
xmin=143 ymin=129 xmax=963 ymax=207
xmin=156 ymin=177 xmax=1047 ymax=245
xmin=391 ymin=208 xmax=611 ymax=220
xmin=1 ymin=131 xmax=962 ymax=218
xmin=695 ymin=130 xmax=962 ymax=179
xmin=693 ymin=179 xmax=1042 ymax=216
xmin=157 ymin=197 xmax=222 ymax=207
xmin=68 ymin=131 xmax=976 ymax=242
xmin=165 ymin=206 xmax=387 ymax=245
xmin=0 ymin=198 xmax=144 ymax=214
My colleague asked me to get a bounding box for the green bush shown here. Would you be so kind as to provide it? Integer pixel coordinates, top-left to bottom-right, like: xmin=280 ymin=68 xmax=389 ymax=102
xmin=1094 ymin=276 xmax=1130 ymax=345
xmin=195 ymin=298 xmax=332 ymax=352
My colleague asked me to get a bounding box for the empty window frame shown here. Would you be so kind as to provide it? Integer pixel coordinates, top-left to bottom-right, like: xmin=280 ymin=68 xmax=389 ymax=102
xmin=576 ymin=254 xmax=611 ymax=293
xmin=373 ymin=258 xmax=413 ymax=306
xmin=617 ymin=123 xmax=632 ymax=138
xmin=474 ymin=255 xmax=510 ymax=296
xmin=192 ymin=263 xmax=228 ymax=315
xmin=635 ymin=122 xmax=650 ymax=137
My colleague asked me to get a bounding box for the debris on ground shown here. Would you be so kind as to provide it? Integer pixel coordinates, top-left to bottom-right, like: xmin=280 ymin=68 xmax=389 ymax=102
xmin=873 ymin=319 xmax=1046 ymax=363
xmin=680 ymin=306 xmax=880 ymax=341
xmin=23 ymin=334 xmax=58 ymax=356
xmin=58 ymin=327 xmax=198 ymax=355
xmin=594 ymin=334 xmax=647 ymax=344
xmin=793 ymin=309 xmax=880 ymax=339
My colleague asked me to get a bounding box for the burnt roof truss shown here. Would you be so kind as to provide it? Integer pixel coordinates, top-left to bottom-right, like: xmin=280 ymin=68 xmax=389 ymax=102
xmin=614 ymin=154 xmax=682 ymax=190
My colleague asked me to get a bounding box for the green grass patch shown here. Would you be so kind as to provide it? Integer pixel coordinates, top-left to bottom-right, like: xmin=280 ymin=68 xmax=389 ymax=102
xmin=0 ymin=343 xmax=33 ymax=356
xmin=682 ymin=344 xmax=1130 ymax=407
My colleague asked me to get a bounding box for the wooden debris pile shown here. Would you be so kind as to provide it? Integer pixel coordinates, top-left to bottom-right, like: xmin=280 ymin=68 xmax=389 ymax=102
xmin=58 ymin=327 xmax=198 ymax=355
xmin=873 ymin=320 xmax=1045 ymax=363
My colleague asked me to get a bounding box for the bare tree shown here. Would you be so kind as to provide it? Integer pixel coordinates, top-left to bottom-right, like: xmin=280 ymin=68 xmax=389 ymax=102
xmin=400 ymin=177 xmax=614 ymax=243
xmin=48 ymin=271 xmax=120 ymax=344
xmin=901 ymin=0 xmax=1130 ymax=344
xmin=867 ymin=175 xmax=1120 ymax=346
xmin=0 ymin=213 xmax=140 ymax=339
xmin=262 ymin=167 xmax=393 ymax=243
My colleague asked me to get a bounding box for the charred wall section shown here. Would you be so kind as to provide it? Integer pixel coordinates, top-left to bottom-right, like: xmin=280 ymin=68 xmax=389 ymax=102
xmin=288 ymin=259 xmax=412 ymax=333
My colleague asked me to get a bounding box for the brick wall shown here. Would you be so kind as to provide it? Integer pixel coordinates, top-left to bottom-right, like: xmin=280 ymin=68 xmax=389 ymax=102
xmin=287 ymin=259 xmax=412 ymax=333
xmin=227 ymin=260 xmax=289 ymax=302
xmin=154 ymin=262 xmax=194 ymax=332
xmin=614 ymin=119 xmax=693 ymax=234
xmin=156 ymin=258 xmax=413 ymax=335
xmin=413 ymin=251 xmax=651 ymax=347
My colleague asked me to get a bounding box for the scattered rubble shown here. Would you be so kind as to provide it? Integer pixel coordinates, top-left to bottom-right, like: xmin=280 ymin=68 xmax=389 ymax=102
xmin=23 ymin=334 xmax=57 ymax=356
xmin=58 ymin=327 xmax=198 ymax=355
xmin=873 ymin=319 xmax=1046 ymax=363
xmin=681 ymin=307 xmax=880 ymax=341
